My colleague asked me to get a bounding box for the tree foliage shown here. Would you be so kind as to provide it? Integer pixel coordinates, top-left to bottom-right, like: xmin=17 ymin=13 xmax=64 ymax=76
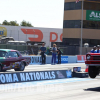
xmin=20 ymin=20 xmax=33 ymax=27
xmin=1 ymin=20 xmax=33 ymax=27
xmin=2 ymin=20 xmax=19 ymax=26
xmin=2 ymin=20 xmax=10 ymax=25
xmin=9 ymin=21 xmax=19 ymax=26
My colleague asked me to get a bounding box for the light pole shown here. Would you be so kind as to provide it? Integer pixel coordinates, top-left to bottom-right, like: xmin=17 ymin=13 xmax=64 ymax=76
xmin=80 ymin=0 xmax=84 ymax=55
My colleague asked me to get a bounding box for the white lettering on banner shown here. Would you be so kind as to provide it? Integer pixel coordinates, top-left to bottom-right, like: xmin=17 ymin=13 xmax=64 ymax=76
xmin=0 ymin=74 xmax=5 ymax=83
xmin=36 ymin=72 xmax=40 ymax=80
xmin=40 ymin=72 xmax=44 ymax=80
xmin=20 ymin=73 xmax=25 ymax=81
xmin=52 ymin=71 xmax=56 ymax=79
xmin=61 ymin=58 xmax=68 ymax=61
xmin=26 ymin=73 xmax=30 ymax=81
xmin=5 ymin=74 xmax=12 ymax=82
xmin=13 ymin=74 xmax=19 ymax=82
xmin=33 ymin=72 xmax=36 ymax=80
xmin=48 ymin=72 xmax=52 ymax=79
xmin=32 ymin=71 xmax=55 ymax=80
xmin=31 ymin=56 xmax=41 ymax=64
xmin=90 ymin=11 xmax=100 ymax=18
xmin=0 ymin=71 xmax=56 ymax=83
xmin=29 ymin=73 xmax=33 ymax=80
xmin=45 ymin=72 xmax=49 ymax=79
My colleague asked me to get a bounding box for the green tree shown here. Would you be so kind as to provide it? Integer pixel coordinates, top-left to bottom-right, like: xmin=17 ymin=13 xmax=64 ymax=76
xmin=2 ymin=20 xmax=19 ymax=26
xmin=20 ymin=20 xmax=33 ymax=27
xmin=27 ymin=22 xmax=33 ymax=27
xmin=9 ymin=21 xmax=19 ymax=26
xmin=1 ymin=20 xmax=33 ymax=27
xmin=2 ymin=20 xmax=10 ymax=25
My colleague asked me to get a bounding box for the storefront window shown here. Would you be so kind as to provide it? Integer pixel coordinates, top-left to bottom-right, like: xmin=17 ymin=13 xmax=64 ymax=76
xmin=63 ymin=20 xmax=81 ymax=28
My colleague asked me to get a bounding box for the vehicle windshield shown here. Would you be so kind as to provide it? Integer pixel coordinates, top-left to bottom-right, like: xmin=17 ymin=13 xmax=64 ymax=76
xmin=0 ymin=51 xmax=7 ymax=57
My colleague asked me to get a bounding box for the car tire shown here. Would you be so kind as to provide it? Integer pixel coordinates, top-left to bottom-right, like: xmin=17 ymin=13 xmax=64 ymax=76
xmin=14 ymin=69 xmax=19 ymax=71
xmin=0 ymin=65 xmax=2 ymax=72
xmin=19 ymin=62 xmax=25 ymax=71
xmin=2 ymin=69 xmax=6 ymax=72
xmin=88 ymin=66 xmax=98 ymax=78
xmin=14 ymin=62 xmax=25 ymax=71
xmin=0 ymin=65 xmax=6 ymax=72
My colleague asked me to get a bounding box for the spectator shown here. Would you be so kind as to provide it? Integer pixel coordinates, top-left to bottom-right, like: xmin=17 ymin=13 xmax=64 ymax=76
xmin=90 ymin=46 xmax=97 ymax=53
xmin=57 ymin=47 xmax=62 ymax=64
xmin=51 ymin=44 xmax=57 ymax=65
xmin=96 ymin=45 xmax=100 ymax=53
xmin=40 ymin=43 xmax=46 ymax=64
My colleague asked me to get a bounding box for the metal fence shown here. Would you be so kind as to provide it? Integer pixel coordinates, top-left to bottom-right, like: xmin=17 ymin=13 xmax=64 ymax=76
xmin=59 ymin=46 xmax=92 ymax=55
xmin=0 ymin=44 xmax=92 ymax=55
xmin=0 ymin=44 xmax=39 ymax=55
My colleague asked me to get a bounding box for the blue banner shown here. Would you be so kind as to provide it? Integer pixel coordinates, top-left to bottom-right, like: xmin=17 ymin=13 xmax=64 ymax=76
xmin=56 ymin=56 xmax=68 ymax=64
xmin=0 ymin=70 xmax=72 ymax=84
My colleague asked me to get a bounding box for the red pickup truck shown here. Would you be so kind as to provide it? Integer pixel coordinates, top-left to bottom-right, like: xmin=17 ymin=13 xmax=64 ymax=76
xmin=0 ymin=49 xmax=31 ymax=72
xmin=85 ymin=53 xmax=100 ymax=78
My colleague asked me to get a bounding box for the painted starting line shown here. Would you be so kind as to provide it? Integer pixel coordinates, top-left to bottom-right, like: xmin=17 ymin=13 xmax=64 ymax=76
xmin=0 ymin=78 xmax=93 ymax=91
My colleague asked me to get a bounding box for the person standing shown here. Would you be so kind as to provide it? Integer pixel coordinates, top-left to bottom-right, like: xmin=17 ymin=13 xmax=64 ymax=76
xmin=51 ymin=44 xmax=57 ymax=65
xmin=57 ymin=47 xmax=62 ymax=64
xmin=40 ymin=43 xmax=46 ymax=64
xmin=96 ymin=45 xmax=100 ymax=53
xmin=90 ymin=46 xmax=97 ymax=53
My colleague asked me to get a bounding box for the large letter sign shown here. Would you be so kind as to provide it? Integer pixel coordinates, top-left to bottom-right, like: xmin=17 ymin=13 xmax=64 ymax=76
xmin=50 ymin=32 xmax=58 ymax=42
xmin=21 ymin=29 xmax=43 ymax=42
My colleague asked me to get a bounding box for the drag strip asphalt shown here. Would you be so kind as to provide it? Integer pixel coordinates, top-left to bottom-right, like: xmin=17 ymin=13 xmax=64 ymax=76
xmin=0 ymin=63 xmax=100 ymax=100
xmin=0 ymin=63 xmax=86 ymax=73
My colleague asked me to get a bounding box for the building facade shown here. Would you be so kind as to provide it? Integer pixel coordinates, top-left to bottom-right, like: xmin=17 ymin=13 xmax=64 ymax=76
xmin=63 ymin=0 xmax=100 ymax=47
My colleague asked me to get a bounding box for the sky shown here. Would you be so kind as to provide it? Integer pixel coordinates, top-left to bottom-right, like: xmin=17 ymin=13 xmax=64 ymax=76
xmin=0 ymin=0 xmax=64 ymax=28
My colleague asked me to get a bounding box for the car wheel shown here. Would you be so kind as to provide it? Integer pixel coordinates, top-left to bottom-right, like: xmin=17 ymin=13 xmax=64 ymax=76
xmin=0 ymin=65 xmax=2 ymax=72
xmin=2 ymin=69 xmax=6 ymax=72
xmin=89 ymin=66 xmax=98 ymax=78
xmin=0 ymin=65 xmax=6 ymax=72
xmin=19 ymin=62 xmax=25 ymax=71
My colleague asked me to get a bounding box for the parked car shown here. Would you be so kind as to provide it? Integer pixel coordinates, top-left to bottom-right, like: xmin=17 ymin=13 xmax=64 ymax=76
xmin=0 ymin=49 xmax=31 ymax=72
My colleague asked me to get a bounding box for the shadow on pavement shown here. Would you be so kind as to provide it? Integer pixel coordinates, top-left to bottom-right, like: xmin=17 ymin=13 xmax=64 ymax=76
xmin=84 ymin=87 xmax=100 ymax=92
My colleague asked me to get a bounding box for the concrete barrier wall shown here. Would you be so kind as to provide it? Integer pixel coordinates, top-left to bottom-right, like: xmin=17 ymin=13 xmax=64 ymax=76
xmin=27 ymin=55 xmax=78 ymax=64
xmin=46 ymin=55 xmax=77 ymax=64
xmin=46 ymin=56 xmax=52 ymax=64
xmin=68 ymin=56 xmax=77 ymax=63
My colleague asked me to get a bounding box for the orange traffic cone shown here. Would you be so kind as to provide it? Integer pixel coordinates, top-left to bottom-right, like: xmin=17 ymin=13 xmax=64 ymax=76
xmin=85 ymin=65 xmax=88 ymax=72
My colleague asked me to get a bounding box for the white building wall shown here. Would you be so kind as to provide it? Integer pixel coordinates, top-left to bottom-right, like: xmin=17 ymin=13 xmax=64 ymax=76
xmin=0 ymin=25 xmax=63 ymax=47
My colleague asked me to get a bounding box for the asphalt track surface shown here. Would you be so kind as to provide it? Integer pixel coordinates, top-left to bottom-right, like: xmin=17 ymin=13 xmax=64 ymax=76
xmin=1 ymin=63 xmax=100 ymax=100
xmin=0 ymin=63 xmax=86 ymax=73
